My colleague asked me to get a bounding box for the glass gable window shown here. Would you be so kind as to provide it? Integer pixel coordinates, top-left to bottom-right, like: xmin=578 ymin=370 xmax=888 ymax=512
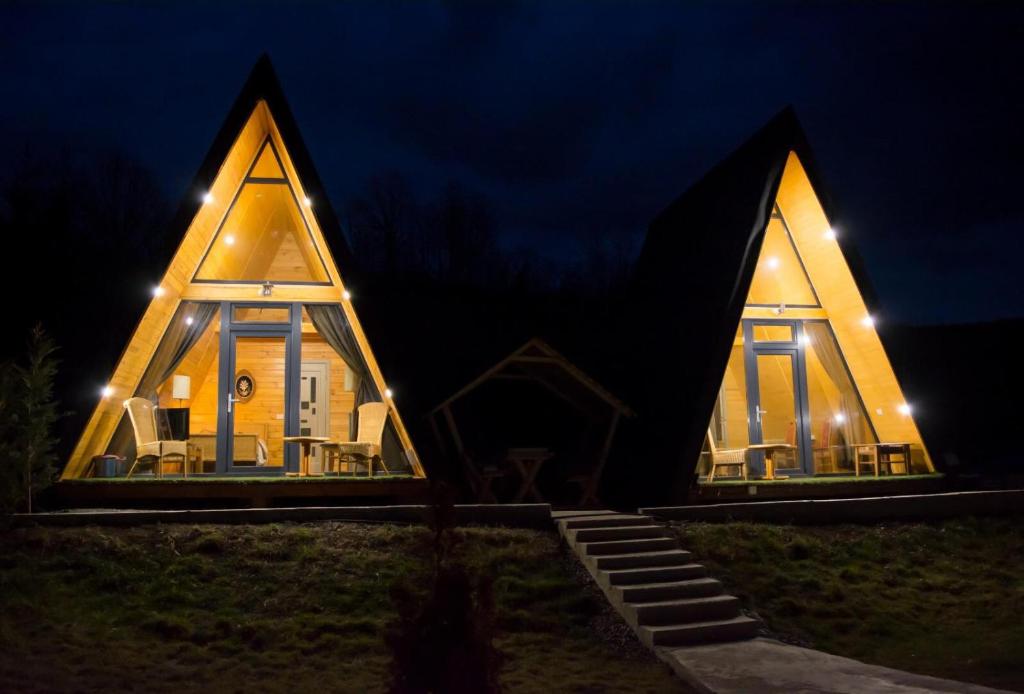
xmin=194 ymin=142 xmax=330 ymax=284
xmin=746 ymin=215 xmax=818 ymax=307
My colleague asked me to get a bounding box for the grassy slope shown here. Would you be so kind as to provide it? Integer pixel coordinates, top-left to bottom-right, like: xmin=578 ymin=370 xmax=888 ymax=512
xmin=672 ymin=516 xmax=1024 ymax=691
xmin=0 ymin=523 xmax=688 ymax=693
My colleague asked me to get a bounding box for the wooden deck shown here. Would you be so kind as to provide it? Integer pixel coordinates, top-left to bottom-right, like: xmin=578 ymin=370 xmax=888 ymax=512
xmin=51 ymin=476 xmax=430 ymax=509
xmin=691 ymin=474 xmax=947 ymax=504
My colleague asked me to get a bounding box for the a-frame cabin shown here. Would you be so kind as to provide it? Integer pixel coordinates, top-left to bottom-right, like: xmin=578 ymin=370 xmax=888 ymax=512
xmin=632 ymin=108 xmax=933 ymax=497
xmin=62 ymin=57 xmax=425 ymax=487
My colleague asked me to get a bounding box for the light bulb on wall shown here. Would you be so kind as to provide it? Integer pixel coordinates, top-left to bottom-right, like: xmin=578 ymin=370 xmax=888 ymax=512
xmin=101 ymin=385 xmax=114 ymax=398
xmin=897 ymin=403 xmax=912 ymax=416
xmin=384 ymin=388 xmax=393 ymax=399
xmin=861 ymin=314 xmax=875 ymax=328
xmin=765 ymin=256 xmax=780 ymax=270
xmin=152 ymin=285 xmax=165 ymax=298
xmin=834 ymin=412 xmax=846 ymax=424
xmin=185 ymin=316 xmax=194 ymax=326
xmin=224 ymin=234 xmax=236 ymax=246
xmin=824 ymin=227 xmax=837 ymax=241
xmin=202 ymin=191 xmax=214 ymax=204
xmin=304 ymin=196 xmax=312 ymax=207
xmin=342 ymin=289 xmax=352 ymax=301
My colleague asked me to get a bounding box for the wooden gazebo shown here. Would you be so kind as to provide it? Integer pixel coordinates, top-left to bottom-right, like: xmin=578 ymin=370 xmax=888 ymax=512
xmin=429 ymin=338 xmax=633 ymax=506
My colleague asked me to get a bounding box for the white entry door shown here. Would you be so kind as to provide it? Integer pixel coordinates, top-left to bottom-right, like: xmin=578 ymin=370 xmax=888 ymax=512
xmin=300 ymin=361 xmax=330 ymax=472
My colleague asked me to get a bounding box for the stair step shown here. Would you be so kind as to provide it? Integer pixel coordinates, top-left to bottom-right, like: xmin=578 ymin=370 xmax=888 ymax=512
xmin=605 ymin=563 xmax=707 ymax=586
xmin=582 ymin=537 xmax=677 ymax=556
xmin=630 ymin=595 xmax=740 ymax=626
xmin=616 ymin=578 xmax=724 ymax=603
xmin=550 ymin=509 xmax=619 ymax=520
xmin=592 ymin=550 xmax=693 ymax=571
xmin=640 ymin=615 xmax=759 ymax=647
xmin=561 ymin=514 xmax=651 ymax=530
xmin=572 ymin=525 xmax=665 ymax=543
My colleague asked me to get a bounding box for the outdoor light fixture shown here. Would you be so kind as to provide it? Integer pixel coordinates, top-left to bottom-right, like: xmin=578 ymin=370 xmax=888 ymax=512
xmin=861 ymin=314 xmax=875 ymax=328
xmin=224 ymin=234 xmax=236 ymax=246
xmin=261 ymin=282 xmax=274 ymax=297
xmin=384 ymin=388 xmax=393 ymax=399
xmin=898 ymin=403 xmax=912 ymax=416
xmin=202 ymin=191 xmax=214 ymax=204
xmin=342 ymin=289 xmax=352 ymax=301
xmin=766 ymin=256 xmax=780 ymax=270
xmin=304 ymin=196 xmax=312 ymax=207
xmin=824 ymin=227 xmax=837 ymax=241
xmin=152 ymin=285 xmax=165 ymax=298
xmin=101 ymin=385 xmax=114 ymax=398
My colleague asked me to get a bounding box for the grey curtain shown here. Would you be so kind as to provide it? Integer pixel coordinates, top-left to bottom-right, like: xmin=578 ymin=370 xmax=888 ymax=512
xmin=306 ymin=303 xmax=381 ymax=435
xmin=305 ymin=304 xmax=411 ymax=473
xmin=805 ymin=323 xmax=869 ymax=467
xmin=107 ymin=302 xmax=219 ymax=460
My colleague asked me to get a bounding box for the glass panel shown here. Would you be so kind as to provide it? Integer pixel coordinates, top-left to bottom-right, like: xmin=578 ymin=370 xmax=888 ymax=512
xmin=233 ymin=306 xmax=290 ymax=323
xmin=231 ymin=335 xmax=286 ymax=468
xmin=746 ymin=217 xmax=818 ymax=306
xmin=706 ymin=328 xmax=748 ymax=474
xmin=300 ymin=307 xmax=358 ymax=473
xmin=756 ymin=353 xmax=800 ymax=467
xmin=752 ymin=324 xmax=793 ymax=342
xmin=154 ymin=307 xmax=221 ymax=473
xmin=250 ymin=143 xmax=285 ymax=179
xmin=195 ymin=182 xmax=329 ymax=283
xmin=803 ymin=322 xmax=877 ymax=473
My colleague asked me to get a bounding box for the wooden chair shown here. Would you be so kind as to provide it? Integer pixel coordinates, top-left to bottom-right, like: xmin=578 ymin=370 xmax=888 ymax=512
xmin=324 ymin=402 xmax=390 ymax=477
xmin=705 ymin=429 xmax=749 ymax=482
xmin=460 ymin=450 xmax=506 ymax=503
xmin=123 ymin=397 xmax=191 ymax=478
xmin=811 ymin=419 xmax=836 ymax=473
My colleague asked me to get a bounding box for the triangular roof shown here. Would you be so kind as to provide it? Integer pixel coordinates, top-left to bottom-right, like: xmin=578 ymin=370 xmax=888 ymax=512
xmin=62 ymin=56 xmax=420 ymax=478
xmin=432 ymin=337 xmax=634 ymax=418
xmin=628 ymin=107 xmax=928 ymax=501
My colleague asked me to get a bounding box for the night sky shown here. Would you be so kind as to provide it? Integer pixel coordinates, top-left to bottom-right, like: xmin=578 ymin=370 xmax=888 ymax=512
xmin=2 ymin=1 xmax=1022 ymax=325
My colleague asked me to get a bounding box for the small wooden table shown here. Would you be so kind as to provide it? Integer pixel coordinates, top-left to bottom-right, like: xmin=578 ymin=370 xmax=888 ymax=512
xmin=506 ymin=448 xmax=554 ymax=503
xmin=747 ymin=443 xmax=796 ymax=480
xmin=283 ymin=436 xmax=330 ymax=477
xmin=854 ymin=442 xmax=912 ymax=477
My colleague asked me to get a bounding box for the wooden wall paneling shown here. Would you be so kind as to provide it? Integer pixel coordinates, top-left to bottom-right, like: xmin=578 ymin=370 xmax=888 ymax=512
xmin=775 ymin=152 xmax=932 ymax=470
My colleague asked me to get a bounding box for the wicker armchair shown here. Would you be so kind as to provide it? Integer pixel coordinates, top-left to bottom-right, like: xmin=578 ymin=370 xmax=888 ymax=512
xmin=323 ymin=402 xmax=390 ymax=477
xmin=123 ymin=397 xmax=190 ymax=478
xmin=706 ymin=428 xmax=749 ymax=482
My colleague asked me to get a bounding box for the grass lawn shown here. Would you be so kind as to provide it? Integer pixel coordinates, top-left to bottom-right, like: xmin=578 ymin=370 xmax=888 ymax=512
xmin=0 ymin=522 xmax=688 ymax=693
xmin=671 ymin=516 xmax=1024 ymax=691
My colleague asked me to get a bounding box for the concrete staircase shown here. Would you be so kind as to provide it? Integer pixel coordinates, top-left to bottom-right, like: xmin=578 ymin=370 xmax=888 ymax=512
xmin=555 ymin=510 xmax=758 ymax=648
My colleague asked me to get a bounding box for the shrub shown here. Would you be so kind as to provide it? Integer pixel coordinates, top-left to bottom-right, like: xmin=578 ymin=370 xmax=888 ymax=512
xmin=386 ymin=483 xmax=502 ymax=693
xmin=0 ymin=324 xmax=63 ymax=516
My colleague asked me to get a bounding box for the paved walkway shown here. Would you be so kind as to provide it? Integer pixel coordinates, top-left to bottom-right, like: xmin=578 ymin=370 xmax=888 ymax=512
xmin=662 ymin=638 xmax=1015 ymax=693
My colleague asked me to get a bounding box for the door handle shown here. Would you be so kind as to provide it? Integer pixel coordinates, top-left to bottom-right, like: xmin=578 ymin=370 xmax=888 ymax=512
xmin=227 ymin=393 xmax=240 ymax=414
xmin=756 ymin=407 xmax=767 ymax=424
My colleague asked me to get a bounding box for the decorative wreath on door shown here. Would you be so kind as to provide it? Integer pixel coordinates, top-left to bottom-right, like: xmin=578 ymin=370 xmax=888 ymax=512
xmin=234 ymin=370 xmax=255 ymax=403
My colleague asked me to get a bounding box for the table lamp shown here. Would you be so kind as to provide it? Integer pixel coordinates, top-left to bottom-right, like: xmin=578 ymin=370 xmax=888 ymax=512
xmin=172 ymin=375 xmax=191 ymax=408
